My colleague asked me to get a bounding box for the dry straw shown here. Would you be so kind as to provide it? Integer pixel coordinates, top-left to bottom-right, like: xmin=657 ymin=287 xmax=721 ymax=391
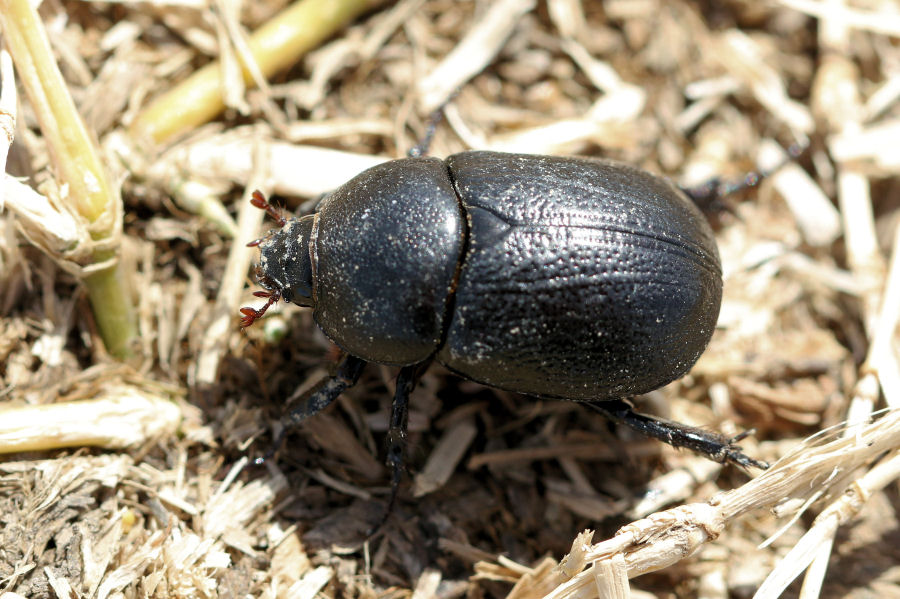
xmin=1 ymin=0 xmax=900 ymax=597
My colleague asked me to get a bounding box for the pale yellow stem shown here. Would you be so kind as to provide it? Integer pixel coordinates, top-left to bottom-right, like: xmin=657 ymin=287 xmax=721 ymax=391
xmin=130 ymin=0 xmax=387 ymax=146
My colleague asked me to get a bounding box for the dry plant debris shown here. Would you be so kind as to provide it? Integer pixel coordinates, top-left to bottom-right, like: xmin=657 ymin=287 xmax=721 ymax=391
xmin=0 ymin=1 xmax=899 ymax=598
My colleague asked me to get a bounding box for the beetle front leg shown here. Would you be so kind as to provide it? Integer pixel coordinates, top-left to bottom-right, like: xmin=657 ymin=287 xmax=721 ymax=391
xmin=254 ymin=354 xmax=367 ymax=465
xmin=585 ymin=399 xmax=769 ymax=470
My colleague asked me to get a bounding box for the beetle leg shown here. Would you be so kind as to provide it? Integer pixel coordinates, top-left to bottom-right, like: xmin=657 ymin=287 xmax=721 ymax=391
xmin=369 ymin=361 xmax=430 ymax=535
xmin=585 ymin=399 xmax=769 ymax=470
xmin=254 ymin=354 xmax=367 ymax=466
xmin=679 ymin=140 xmax=807 ymax=211
xmin=407 ymin=87 xmax=461 ymax=157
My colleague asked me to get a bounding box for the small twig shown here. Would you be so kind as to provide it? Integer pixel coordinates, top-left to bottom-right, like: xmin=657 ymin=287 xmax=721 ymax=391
xmin=416 ymin=0 xmax=536 ymax=114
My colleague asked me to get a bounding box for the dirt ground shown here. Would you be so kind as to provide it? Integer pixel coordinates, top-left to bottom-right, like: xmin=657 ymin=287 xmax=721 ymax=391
xmin=1 ymin=0 xmax=899 ymax=598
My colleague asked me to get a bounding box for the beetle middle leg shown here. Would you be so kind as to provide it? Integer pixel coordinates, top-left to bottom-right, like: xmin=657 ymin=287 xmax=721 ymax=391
xmin=255 ymin=353 xmax=367 ymax=465
xmin=373 ymin=367 xmax=412 ymax=532
xmin=369 ymin=360 xmax=431 ymax=535
xmin=585 ymin=399 xmax=769 ymax=470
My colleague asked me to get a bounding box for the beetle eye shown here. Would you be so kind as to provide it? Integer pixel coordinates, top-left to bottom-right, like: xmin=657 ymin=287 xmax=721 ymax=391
xmin=284 ymin=281 xmax=313 ymax=307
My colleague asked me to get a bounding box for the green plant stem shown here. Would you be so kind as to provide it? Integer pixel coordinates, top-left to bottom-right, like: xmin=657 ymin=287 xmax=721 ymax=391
xmin=0 ymin=0 xmax=137 ymax=357
xmin=83 ymin=260 xmax=136 ymax=359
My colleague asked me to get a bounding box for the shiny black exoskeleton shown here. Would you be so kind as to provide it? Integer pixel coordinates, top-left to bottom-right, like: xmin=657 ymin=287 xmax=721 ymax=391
xmin=242 ymin=151 xmax=765 ymax=523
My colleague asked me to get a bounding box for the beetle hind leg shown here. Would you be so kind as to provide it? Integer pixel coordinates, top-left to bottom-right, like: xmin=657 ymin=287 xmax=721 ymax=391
xmin=254 ymin=353 xmax=367 ymax=465
xmin=585 ymin=399 xmax=768 ymax=470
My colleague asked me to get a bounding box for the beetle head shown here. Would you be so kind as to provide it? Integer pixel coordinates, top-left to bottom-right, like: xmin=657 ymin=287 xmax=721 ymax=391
xmin=256 ymin=215 xmax=315 ymax=307
xmin=241 ymin=191 xmax=316 ymax=328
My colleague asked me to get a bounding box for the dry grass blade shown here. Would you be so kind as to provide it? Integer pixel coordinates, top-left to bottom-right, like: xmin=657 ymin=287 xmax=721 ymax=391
xmin=193 ymin=187 xmax=267 ymax=386
xmin=714 ymin=30 xmax=814 ymax=134
xmin=754 ymin=450 xmax=900 ymax=599
xmin=777 ymin=0 xmax=900 ymax=37
xmin=149 ymin=130 xmax=389 ymax=201
xmin=415 ymin=0 xmax=536 ymax=113
xmin=756 ymin=139 xmax=839 ymax=248
xmin=870 ymin=223 xmax=900 ymax=406
xmin=412 ymin=416 xmax=477 ymax=497
xmin=129 ymin=0 xmax=388 ymax=146
xmin=0 ymin=386 xmax=181 ymax=453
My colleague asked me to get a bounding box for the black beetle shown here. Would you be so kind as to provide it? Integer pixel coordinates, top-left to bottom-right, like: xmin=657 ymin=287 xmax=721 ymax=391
xmin=242 ymin=151 xmax=766 ymax=517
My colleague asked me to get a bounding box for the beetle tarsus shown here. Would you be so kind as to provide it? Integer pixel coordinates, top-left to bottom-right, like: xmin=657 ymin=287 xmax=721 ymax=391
xmin=240 ymin=289 xmax=281 ymax=327
xmin=253 ymin=426 xmax=289 ymax=466
xmin=585 ymin=399 xmax=767 ymax=470
xmin=720 ymin=430 xmax=769 ymax=469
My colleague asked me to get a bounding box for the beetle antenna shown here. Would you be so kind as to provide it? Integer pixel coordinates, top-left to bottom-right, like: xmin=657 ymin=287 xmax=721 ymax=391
xmin=240 ymin=289 xmax=281 ymax=328
xmin=249 ymin=190 xmax=287 ymax=227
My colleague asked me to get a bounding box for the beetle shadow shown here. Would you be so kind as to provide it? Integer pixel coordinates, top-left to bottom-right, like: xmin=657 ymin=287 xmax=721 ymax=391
xmin=231 ymin=344 xmax=753 ymax=581
xmin=391 ymin=368 xmax=672 ymax=555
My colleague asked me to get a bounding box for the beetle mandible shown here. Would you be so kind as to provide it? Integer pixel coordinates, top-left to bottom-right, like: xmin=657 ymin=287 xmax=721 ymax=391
xmin=242 ymin=151 xmax=766 ymax=515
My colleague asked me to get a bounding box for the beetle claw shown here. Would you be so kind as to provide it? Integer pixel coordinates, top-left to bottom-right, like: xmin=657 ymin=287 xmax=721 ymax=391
xmin=239 ymin=307 xmax=262 ymax=328
xmin=726 ymin=450 xmax=769 ymax=470
xmin=240 ymin=290 xmax=281 ymax=328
